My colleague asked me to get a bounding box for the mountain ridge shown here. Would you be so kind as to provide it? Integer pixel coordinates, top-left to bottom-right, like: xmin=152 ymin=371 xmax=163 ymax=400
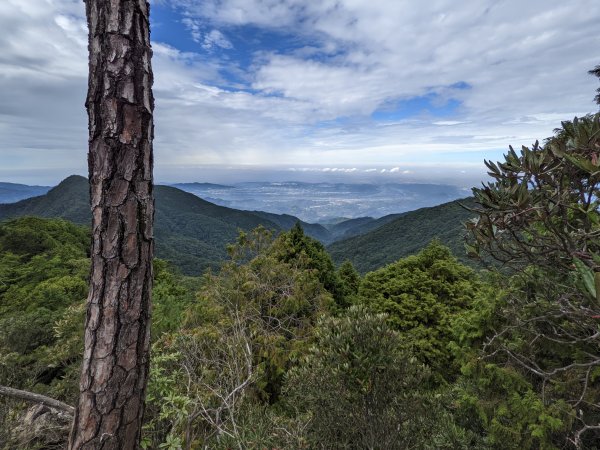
xmin=328 ymin=197 xmax=478 ymax=273
xmin=0 ymin=176 xmax=477 ymax=275
xmin=0 ymin=176 xmax=327 ymax=274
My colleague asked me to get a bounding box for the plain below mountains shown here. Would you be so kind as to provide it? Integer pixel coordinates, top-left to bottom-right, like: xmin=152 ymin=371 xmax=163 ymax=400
xmin=0 ymin=176 xmax=477 ymax=275
xmin=171 ymin=180 xmax=468 ymax=223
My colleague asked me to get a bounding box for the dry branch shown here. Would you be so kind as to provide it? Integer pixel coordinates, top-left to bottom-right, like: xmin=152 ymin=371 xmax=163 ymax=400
xmin=0 ymin=384 xmax=74 ymax=415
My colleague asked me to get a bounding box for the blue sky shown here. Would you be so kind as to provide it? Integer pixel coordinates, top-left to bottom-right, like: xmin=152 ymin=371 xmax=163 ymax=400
xmin=0 ymin=0 xmax=599 ymax=186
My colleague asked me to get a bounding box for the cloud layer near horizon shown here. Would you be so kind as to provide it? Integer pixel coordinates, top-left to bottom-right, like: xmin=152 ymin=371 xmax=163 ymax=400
xmin=0 ymin=0 xmax=599 ymax=184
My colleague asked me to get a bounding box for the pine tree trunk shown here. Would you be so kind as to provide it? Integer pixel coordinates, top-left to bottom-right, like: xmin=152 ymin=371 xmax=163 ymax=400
xmin=68 ymin=0 xmax=154 ymax=448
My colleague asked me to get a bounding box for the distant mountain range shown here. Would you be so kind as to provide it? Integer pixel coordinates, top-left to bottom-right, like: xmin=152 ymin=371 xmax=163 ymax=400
xmin=0 ymin=182 xmax=50 ymax=203
xmin=0 ymin=176 xmax=477 ymax=274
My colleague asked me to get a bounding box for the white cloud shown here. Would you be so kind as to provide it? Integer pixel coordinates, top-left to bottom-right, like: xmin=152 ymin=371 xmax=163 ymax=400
xmin=175 ymin=0 xmax=599 ymax=125
xmin=1 ymin=0 xmax=599 ymax=184
xmin=183 ymin=19 xmax=234 ymax=51
xmin=202 ymin=29 xmax=233 ymax=50
xmin=433 ymin=121 xmax=467 ymax=126
xmin=181 ymin=17 xmax=202 ymax=42
xmin=151 ymin=1 xmax=600 ymax=182
xmin=0 ymin=0 xmax=88 ymax=179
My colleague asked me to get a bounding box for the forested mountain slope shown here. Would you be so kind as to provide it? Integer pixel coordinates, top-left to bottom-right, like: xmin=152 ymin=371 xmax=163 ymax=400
xmin=0 ymin=176 xmax=309 ymax=274
xmin=325 ymin=214 xmax=403 ymax=241
xmin=0 ymin=176 xmax=90 ymax=224
xmin=252 ymin=211 xmax=331 ymax=243
xmin=328 ymin=197 xmax=478 ymax=273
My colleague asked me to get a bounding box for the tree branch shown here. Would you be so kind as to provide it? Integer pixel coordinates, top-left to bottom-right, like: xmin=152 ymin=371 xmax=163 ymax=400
xmin=0 ymin=384 xmax=74 ymax=415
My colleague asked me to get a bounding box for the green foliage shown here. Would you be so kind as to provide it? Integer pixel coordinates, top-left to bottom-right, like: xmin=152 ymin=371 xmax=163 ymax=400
xmin=142 ymin=350 xmax=189 ymax=450
xmin=590 ymin=64 xmax=600 ymax=106
xmin=0 ymin=217 xmax=195 ymax=405
xmin=445 ymin=274 xmax=573 ymax=449
xmin=357 ymin=241 xmax=480 ymax=379
xmin=191 ymin=227 xmax=333 ymax=403
xmin=467 ymin=114 xmax=600 ymax=447
xmin=0 ymin=218 xmax=89 ymax=398
xmin=468 ymin=114 xmax=600 ymax=272
xmin=144 ymin=227 xmax=334 ymax=447
xmin=284 ymin=305 xmax=426 ymax=449
xmin=283 ymin=305 xmax=481 ymax=449
xmin=336 ymin=259 xmax=360 ymax=305
xmin=454 ymin=362 xmax=572 ymax=450
xmin=0 ymin=218 xmax=89 ymax=313
xmin=273 ymin=222 xmax=343 ymax=304
xmin=152 ymin=259 xmax=200 ymax=336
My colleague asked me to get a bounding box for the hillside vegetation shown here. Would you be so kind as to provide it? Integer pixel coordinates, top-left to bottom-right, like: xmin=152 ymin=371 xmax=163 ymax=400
xmin=328 ymin=197 xmax=477 ymax=273
xmin=0 ymin=176 xmax=91 ymax=224
xmin=324 ymin=214 xmax=402 ymax=241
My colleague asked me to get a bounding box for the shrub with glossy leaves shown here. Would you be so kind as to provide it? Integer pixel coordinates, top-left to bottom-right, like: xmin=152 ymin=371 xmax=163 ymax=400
xmin=467 ymin=114 xmax=600 ymax=448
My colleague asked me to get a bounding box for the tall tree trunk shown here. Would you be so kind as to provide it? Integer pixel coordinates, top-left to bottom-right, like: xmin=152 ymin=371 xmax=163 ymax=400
xmin=68 ymin=0 xmax=154 ymax=448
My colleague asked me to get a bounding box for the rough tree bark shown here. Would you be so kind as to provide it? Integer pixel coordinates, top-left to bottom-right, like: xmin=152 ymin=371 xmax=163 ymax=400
xmin=68 ymin=0 xmax=154 ymax=448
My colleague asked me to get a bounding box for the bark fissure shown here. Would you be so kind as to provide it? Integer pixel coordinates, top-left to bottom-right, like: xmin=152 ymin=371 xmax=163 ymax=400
xmin=68 ymin=0 xmax=154 ymax=449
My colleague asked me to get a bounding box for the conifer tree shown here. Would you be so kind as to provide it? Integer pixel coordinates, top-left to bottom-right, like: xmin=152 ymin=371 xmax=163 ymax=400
xmin=68 ymin=0 xmax=155 ymax=448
